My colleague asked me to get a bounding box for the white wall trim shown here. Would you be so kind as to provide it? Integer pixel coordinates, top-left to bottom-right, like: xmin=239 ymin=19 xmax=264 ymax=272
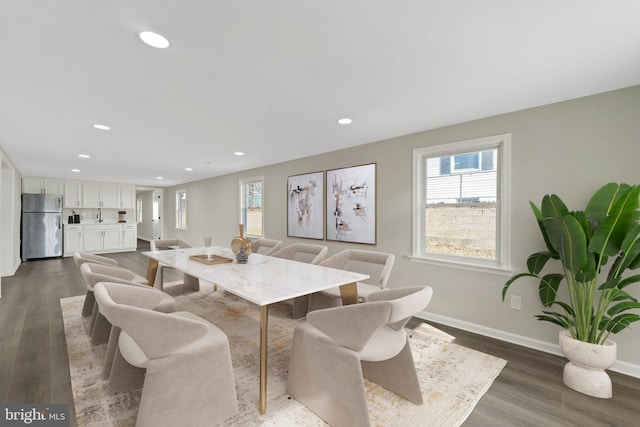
xmin=415 ymin=310 xmax=640 ymax=379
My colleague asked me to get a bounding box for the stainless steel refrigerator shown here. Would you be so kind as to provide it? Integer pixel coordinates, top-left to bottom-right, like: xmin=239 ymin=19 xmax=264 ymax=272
xmin=21 ymin=193 xmax=63 ymax=260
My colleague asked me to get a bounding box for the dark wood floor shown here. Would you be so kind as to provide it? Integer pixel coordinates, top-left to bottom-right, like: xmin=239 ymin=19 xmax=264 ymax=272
xmin=1 ymin=245 xmax=639 ymax=426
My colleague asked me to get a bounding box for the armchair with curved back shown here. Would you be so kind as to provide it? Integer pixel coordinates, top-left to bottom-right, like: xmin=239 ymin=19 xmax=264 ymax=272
xmin=287 ymin=286 xmax=433 ymax=427
xmin=149 ymin=239 xmax=200 ymax=291
xmin=91 ymin=280 xmax=177 ymax=393
xmin=73 ymin=251 xmax=119 ymax=269
xmin=308 ymin=249 xmax=395 ymax=312
xmin=250 ymin=237 xmax=283 ymax=255
xmin=269 ymin=243 xmax=328 ymax=318
xmin=79 ymin=262 xmax=154 ymax=344
xmin=93 ymin=282 xmax=238 ymax=427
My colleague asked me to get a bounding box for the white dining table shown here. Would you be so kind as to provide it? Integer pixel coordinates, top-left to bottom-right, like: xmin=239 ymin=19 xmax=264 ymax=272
xmin=142 ymin=246 xmax=368 ymax=415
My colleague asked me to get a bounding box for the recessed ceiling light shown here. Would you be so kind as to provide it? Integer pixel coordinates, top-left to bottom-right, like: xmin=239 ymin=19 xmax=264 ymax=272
xmin=156 ymin=176 xmax=164 ymax=180
xmin=93 ymin=124 xmax=110 ymax=130
xmin=71 ymin=169 xmax=81 ymax=173
xmin=185 ymin=168 xmax=193 ymax=171
xmin=337 ymin=118 xmax=352 ymax=125
xmin=139 ymin=31 xmax=171 ymax=49
xmin=234 ymin=152 xmax=245 ymax=156
xmin=78 ymin=154 xmax=90 ymax=158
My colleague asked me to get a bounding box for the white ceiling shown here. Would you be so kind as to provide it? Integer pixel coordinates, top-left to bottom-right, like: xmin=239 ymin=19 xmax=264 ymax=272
xmin=1 ymin=1 xmax=639 ymax=187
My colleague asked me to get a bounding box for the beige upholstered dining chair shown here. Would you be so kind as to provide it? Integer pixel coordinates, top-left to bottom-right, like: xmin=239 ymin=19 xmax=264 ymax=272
xmin=79 ymin=262 xmax=149 ymax=344
xmin=308 ymin=249 xmax=395 ymax=312
xmin=150 ymin=238 xmax=200 ymax=291
xmin=93 ymin=280 xmax=176 ymax=393
xmin=250 ymin=237 xmax=283 ymax=255
xmin=94 ymin=282 xmax=238 ymax=427
xmin=73 ymin=251 xmax=118 ymax=269
xmin=79 ymin=261 xmax=147 ymax=316
xmin=269 ymin=243 xmax=328 ymax=318
xmin=287 ymin=286 xmax=433 ymax=427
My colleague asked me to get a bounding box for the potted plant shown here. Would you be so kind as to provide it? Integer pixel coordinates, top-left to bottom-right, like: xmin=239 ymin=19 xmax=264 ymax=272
xmin=502 ymin=182 xmax=640 ymax=398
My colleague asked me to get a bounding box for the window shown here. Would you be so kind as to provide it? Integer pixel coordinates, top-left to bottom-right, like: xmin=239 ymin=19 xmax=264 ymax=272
xmin=176 ymin=189 xmax=187 ymax=229
xmin=240 ymin=176 xmax=263 ymax=237
xmin=412 ymin=134 xmax=511 ymax=271
xmin=136 ymin=197 xmax=143 ymax=223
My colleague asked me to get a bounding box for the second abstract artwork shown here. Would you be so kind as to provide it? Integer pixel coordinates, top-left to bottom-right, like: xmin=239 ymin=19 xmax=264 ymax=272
xmin=326 ymin=163 xmax=376 ymax=244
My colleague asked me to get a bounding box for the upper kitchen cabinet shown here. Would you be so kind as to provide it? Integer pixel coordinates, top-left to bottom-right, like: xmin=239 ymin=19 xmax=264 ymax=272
xmin=22 ymin=177 xmax=62 ymax=195
xmin=83 ymin=182 xmax=119 ymax=208
xmin=117 ymin=184 xmax=136 ymax=209
xmin=63 ymin=181 xmax=83 ymax=208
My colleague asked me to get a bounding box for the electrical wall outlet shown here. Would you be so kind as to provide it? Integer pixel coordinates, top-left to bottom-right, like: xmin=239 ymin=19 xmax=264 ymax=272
xmin=510 ymin=295 xmax=522 ymax=310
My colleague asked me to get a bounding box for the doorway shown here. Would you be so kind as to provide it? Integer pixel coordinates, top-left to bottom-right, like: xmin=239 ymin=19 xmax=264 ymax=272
xmin=135 ymin=187 xmax=163 ymax=242
xmin=152 ymin=190 xmax=161 ymax=240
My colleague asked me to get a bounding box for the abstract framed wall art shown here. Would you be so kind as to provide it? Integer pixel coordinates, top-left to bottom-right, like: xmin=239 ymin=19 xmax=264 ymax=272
xmin=326 ymin=163 xmax=376 ymax=244
xmin=287 ymin=171 xmax=324 ymax=239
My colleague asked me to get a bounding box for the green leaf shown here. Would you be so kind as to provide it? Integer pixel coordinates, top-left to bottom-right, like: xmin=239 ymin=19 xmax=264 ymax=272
xmin=543 ymin=215 xmax=588 ymax=274
xmin=551 ymin=300 xmax=575 ymax=316
xmin=573 ymin=210 xmax=591 ymax=240
xmin=585 ymin=183 xmax=630 ymax=224
xmin=609 ymin=223 xmax=640 ymax=279
xmin=604 ymin=313 xmax=640 ymax=333
xmin=541 ymin=194 xmax=569 ymax=218
xmin=530 ymin=201 xmax=559 ymax=257
xmin=608 ymin=288 xmax=637 ymax=302
xmin=536 ymin=312 xmax=571 ymax=329
xmin=607 ymin=301 xmax=640 ymax=316
xmin=502 ymin=272 xmax=537 ymax=301
xmin=629 ymin=251 xmax=640 ymax=270
xmin=619 ymin=274 xmax=640 ymax=289
xmin=588 ymin=185 xmax=640 ymax=257
xmin=597 ymin=279 xmax=620 ymax=290
xmin=527 ymin=252 xmax=552 ymax=275
xmin=539 ymin=274 xmax=563 ymax=307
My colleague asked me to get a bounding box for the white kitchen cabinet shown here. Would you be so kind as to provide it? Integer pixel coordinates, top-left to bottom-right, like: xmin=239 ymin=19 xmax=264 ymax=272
xmin=122 ymin=224 xmax=137 ymax=249
xmin=22 ymin=177 xmax=62 ymax=194
xmin=118 ymin=184 xmax=136 ymax=209
xmin=84 ymin=225 xmax=121 ymax=251
xmin=82 ymin=182 xmax=101 ymax=208
xmin=83 ymin=182 xmax=119 ymax=208
xmin=64 ymin=225 xmax=83 ymax=256
xmin=63 ymin=181 xmax=83 ymax=208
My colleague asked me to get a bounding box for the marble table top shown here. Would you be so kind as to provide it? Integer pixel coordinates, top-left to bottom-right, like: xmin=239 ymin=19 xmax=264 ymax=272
xmin=142 ymin=246 xmax=369 ymax=306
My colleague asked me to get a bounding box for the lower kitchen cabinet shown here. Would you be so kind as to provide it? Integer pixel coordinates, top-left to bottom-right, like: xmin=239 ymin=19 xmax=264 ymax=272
xmin=83 ymin=225 xmax=121 ymax=252
xmin=64 ymin=225 xmax=83 ymax=254
xmin=122 ymin=224 xmax=137 ymax=249
xmin=64 ymin=223 xmax=137 ymax=256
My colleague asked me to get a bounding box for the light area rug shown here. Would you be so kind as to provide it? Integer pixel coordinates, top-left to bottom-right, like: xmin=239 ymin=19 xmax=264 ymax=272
xmin=61 ymin=282 xmax=506 ymax=426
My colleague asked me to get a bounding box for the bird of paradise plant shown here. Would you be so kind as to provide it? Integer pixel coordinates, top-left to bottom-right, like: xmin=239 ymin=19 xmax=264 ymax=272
xmin=503 ymin=183 xmax=640 ymax=344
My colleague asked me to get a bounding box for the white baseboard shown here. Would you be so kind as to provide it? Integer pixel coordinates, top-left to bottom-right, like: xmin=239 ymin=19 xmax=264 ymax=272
xmin=1 ymin=258 xmax=21 ymax=278
xmin=415 ymin=310 xmax=640 ymax=379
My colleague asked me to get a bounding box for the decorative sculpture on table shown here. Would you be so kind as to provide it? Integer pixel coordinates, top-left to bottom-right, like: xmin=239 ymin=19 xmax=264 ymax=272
xmin=236 ymin=247 xmax=249 ymax=264
xmin=231 ymin=224 xmax=252 ymax=255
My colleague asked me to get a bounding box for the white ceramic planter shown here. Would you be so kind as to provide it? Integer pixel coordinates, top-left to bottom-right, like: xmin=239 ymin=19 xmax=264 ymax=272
xmin=559 ymin=330 xmax=617 ymax=398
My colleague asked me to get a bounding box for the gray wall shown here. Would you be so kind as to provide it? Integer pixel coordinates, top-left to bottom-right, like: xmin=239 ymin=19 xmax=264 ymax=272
xmin=162 ymin=86 xmax=640 ymax=372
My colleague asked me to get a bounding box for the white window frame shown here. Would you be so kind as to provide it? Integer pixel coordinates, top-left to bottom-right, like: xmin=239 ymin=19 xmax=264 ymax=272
xmin=411 ymin=134 xmax=512 ymax=273
xmin=239 ymin=176 xmax=264 ymax=238
xmin=175 ymin=189 xmax=187 ymax=230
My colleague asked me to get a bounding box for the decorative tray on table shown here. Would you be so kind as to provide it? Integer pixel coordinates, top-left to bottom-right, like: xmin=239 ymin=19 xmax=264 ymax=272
xmin=189 ymin=254 xmax=233 ymax=265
